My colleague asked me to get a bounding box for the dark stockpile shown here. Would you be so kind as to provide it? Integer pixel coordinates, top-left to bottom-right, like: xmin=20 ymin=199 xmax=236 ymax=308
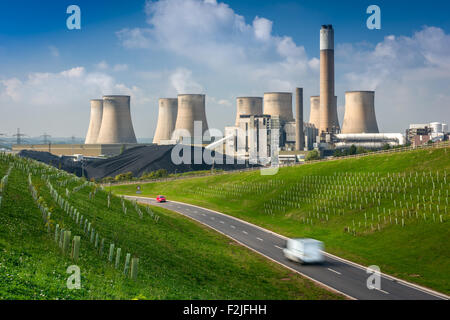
xmin=18 ymin=150 xmax=85 ymax=176
xmin=84 ymin=145 xmax=257 ymax=180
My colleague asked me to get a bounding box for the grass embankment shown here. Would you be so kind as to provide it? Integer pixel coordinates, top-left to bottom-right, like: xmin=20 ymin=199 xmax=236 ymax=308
xmin=112 ymin=147 xmax=450 ymax=294
xmin=0 ymin=155 xmax=340 ymax=299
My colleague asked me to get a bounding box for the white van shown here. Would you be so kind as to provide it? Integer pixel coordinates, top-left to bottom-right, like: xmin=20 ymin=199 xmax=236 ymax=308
xmin=283 ymin=238 xmax=325 ymax=264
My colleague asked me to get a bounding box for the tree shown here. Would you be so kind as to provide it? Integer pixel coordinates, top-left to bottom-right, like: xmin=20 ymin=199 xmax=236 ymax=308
xmin=356 ymin=146 xmax=367 ymax=154
xmin=334 ymin=149 xmax=342 ymax=157
xmin=382 ymin=143 xmax=391 ymax=150
xmin=305 ymin=150 xmax=320 ymax=161
xmin=349 ymin=145 xmax=357 ymax=155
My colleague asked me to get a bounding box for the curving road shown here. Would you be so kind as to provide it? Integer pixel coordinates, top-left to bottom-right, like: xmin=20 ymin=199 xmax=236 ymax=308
xmin=125 ymin=195 xmax=448 ymax=300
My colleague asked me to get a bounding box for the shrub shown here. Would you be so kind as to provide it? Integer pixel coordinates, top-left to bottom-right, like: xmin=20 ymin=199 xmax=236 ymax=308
xmin=305 ymin=150 xmax=320 ymax=161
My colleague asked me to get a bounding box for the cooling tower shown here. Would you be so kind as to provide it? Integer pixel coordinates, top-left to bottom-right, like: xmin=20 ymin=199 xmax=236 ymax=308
xmin=319 ymin=24 xmax=339 ymax=134
xmin=235 ymin=97 xmax=263 ymax=126
xmin=263 ymin=92 xmax=294 ymax=122
xmin=309 ymin=96 xmax=320 ymax=129
xmin=172 ymin=94 xmax=209 ymax=141
xmin=84 ymin=99 xmax=103 ymax=144
xmin=96 ymin=95 xmax=137 ymax=144
xmin=341 ymin=91 xmax=379 ymax=134
xmin=295 ymin=88 xmax=304 ymax=151
xmin=153 ymin=98 xmax=178 ymax=144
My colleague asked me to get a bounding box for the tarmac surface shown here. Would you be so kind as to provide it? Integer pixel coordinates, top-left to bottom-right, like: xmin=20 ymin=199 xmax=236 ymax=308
xmin=126 ymin=195 xmax=449 ymax=300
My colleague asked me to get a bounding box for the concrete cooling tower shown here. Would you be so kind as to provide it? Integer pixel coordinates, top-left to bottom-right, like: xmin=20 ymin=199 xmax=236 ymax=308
xmin=263 ymin=92 xmax=294 ymax=122
xmin=84 ymin=99 xmax=103 ymax=144
xmin=319 ymin=24 xmax=339 ymax=134
xmin=309 ymin=95 xmax=339 ymax=131
xmin=153 ymin=98 xmax=178 ymax=144
xmin=96 ymin=95 xmax=137 ymax=144
xmin=235 ymin=97 xmax=263 ymax=126
xmin=309 ymin=96 xmax=320 ymax=129
xmin=341 ymin=91 xmax=379 ymax=134
xmin=172 ymin=94 xmax=209 ymax=141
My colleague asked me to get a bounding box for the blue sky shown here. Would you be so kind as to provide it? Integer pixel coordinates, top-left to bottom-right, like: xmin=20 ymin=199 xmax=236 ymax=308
xmin=1 ymin=0 xmax=449 ymax=138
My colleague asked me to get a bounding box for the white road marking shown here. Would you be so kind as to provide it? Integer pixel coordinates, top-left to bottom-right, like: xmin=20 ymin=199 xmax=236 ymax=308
xmin=193 ymin=211 xmax=198 ymax=213
xmin=256 ymin=237 xmax=263 ymax=242
xmin=230 ymin=225 xmax=236 ymax=229
xmin=327 ymin=268 xmax=342 ymax=275
xmin=201 ymin=213 xmax=206 ymax=216
xmin=274 ymin=245 xmax=283 ymax=250
xmin=220 ymin=221 xmax=225 ymax=224
xmin=374 ymin=288 xmax=390 ymax=294
xmin=242 ymin=230 xmax=248 ymax=235
xmin=210 ymin=217 xmax=215 ymax=220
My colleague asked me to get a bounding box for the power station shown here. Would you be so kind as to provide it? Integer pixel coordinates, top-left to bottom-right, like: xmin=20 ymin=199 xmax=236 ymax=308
xmin=235 ymin=97 xmax=263 ymax=126
xmin=263 ymin=92 xmax=294 ymax=123
xmin=153 ymin=98 xmax=178 ymax=144
xmin=172 ymin=94 xmax=209 ymax=143
xmin=319 ymin=25 xmax=340 ymax=135
xmin=309 ymin=96 xmax=320 ymax=130
xmin=341 ymin=91 xmax=379 ymax=134
xmin=85 ymin=99 xmax=103 ymax=144
xmin=13 ymin=23 xmax=411 ymax=161
xmin=96 ymin=95 xmax=137 ymax=144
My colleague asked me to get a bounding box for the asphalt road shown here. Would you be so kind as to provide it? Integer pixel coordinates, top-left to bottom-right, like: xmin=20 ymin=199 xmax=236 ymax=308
xmin=125 ymin=195 xmax=448 ymax=300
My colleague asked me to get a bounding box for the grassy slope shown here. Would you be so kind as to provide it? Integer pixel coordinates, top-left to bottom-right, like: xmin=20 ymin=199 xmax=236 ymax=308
xmin=0 ymin=158 xmax=340 ymax=300
xmin=112 ymin=148 xmax=450 ymax=294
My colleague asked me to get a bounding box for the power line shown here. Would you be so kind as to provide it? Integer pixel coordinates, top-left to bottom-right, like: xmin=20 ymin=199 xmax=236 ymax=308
xmin=40 ymin=133 xmax=51 ymax=144
xmin=12 ymin=128 xmax=27 ymax=145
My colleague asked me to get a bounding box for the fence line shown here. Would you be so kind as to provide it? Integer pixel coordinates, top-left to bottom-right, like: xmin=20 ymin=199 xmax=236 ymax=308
xmin=103 ymin=141 xmax=450 ymax=187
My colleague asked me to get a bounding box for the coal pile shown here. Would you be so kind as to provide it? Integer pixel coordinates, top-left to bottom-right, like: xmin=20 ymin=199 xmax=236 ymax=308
xmin=84 ymin=144 xmax=257 ymax=180
xmin=18 ymin=150 xmax=85 ymax=176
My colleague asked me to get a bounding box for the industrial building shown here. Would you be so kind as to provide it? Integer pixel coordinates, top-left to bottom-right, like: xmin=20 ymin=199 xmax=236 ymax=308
xmin=96 ymin=95 xmax=138 ymax=144
xmin=341 ymin=91 xmax=379 ymax=134
xmin=153 ymin=98 xmax=178 ymax=145
xmin=406 ymin=122 xmax=448 ymax=147
xmin=14 ymin=23 xmax=411 ymax=163
xmin=172 ymin=94 xmax=209 ymax=143
xmin=319 ymin=25 xmax=340 ymax=136
xmin=85 ymin=99 xmax=103 ymax=144
xmin=235 ymin=97 xmax=263 ymax=126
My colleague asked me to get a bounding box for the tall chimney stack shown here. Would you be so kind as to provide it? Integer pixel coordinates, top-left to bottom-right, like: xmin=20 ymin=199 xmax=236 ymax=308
xmin=319 ymin=24 xmax=339 ymax=135
xmin=295 ymin=88 xmax=304 ymax=151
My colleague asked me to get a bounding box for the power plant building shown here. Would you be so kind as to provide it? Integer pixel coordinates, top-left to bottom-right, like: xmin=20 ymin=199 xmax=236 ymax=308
xmin=341 ymin=91 xmax=379 ymax=134
xmin=85 ymin=99 xmax=103 ymax=144
xmin=153 ymin=98 xmax=178 ymax=145
xmin=235 ymin=97 xmax=263 ymax=126
xmin=96 ymin=95 xmax=137 ymax=144
xmin=319 ymin=25 xmax=340 ymax=135
xmin=263 ymin=92 xmax=294 ymax=123
xmin=309 ymin=96 xmax=320 ymax=130
xmin=172 ymin=94 xmax=209 ymax=143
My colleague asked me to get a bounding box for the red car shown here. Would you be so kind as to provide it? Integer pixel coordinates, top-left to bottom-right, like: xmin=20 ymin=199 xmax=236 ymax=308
xmin=156 ymin=195 xmax=167 ymax=203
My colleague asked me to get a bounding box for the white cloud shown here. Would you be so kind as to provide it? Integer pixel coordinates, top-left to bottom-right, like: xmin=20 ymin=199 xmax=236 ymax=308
xmin=116 ymin=28 xmax=153 ymax=48
xmin=169 ymin=68 xmax=203 ymax=94
xmin=0 ymin=67 xmax=149 ymax=137
xmin=253 ymin=16 xmax=272 ymax=41
xmin=336 ymin=26 xmax=450 ymax=131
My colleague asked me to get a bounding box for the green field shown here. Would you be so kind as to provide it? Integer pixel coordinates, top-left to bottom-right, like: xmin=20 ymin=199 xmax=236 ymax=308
xmin=112 ymin=147 xmax=450 ymax=294
xmin=0 ymin=154 xmax=340 ymax=300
